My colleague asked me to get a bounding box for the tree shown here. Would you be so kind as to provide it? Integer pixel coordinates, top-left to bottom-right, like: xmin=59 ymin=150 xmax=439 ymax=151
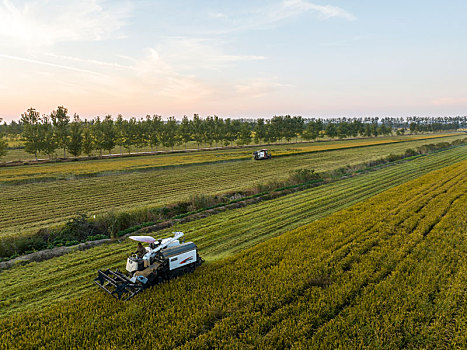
xmin=231 ymin=119 xmax=242 ymax=145
xmin=2 ymin=120 xmax=23 ymax=136
xmin=122 ymin=117 xmax=138 ymax=153
xmin=379 ymin=124 xmax=392 ymax=136
xmin=264 ymin=119 xmax=278 ymax=143
xmin=0 ymin=137 xmax=6 ymax=159
xmin=254 ymin=118 xmax=266 ymax=144
xmin=92 ymin=117 xmax=105 ymax=156
xmin=39 ymin=115 xmax=57 ymax=159
xmin=0 ymin=118 xmax=7 ymax=159
xmin=370 ymin=123 xmax=379 ymax=137
xmin=67 ymin=115 xmax=83 ymax=157
xmin=161 ymin=117 xmax=178 ymax=150
xmin=292 ymin=116 xmax=305 ymax=142
xmin=364 ymin=124 xmax=372 ymax=137
xmin=221 ymin=118 xmax=231 ymax=146
xmin=21 ymin=108 xmax=42 ymax=160
xmin=177 ymin=115 xmax=191 ymax=149
xmin=204 ymin=116 xmax=215 ymax=147
xmin=325 ymin=122 xmax=337 ymax=139
xmin=101 ymin=115 xmax=116 ymax=154
xmin=270 ymin=116 xmax=284 ymax=142
xmin=141 ymin=116 xmax=152 ymax=151
xmin=115 ymin=114 xmax=125 ymax=155
xmin=51 ymin=106 xmax=70 ymax=158
xmin=134 ymin=118 xmax=146 ymax=152
xmin=238 ymin=122 xmax=252 ymax=145
xmin=336 ymin=122 xmax=349 ymax=139
xmin=191 ymin=114 xmax=204 ymax=149
xmin=213 ymin=116 xmax=224 ymax=147
xmin=282 ymin=115 xmax=296 ymax=142
xmin=350 ymin=119 xmax=363 ymax=137
xmin=148 ymin=115 xmax=163 ymax=151
xmin=303 ymin=120 xmax=320 ymax=141
xmin=82 ymin=122 xmax=94 ymax=156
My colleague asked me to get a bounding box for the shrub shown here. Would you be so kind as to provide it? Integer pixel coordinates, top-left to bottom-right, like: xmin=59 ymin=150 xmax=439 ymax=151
xmin=188 ymin=194 xmax=219 ymax=211
xmin=417 ymin=144 xmax=435 ymax=154
xmin=451 ymin=137 xmax=466 ymax=146
xmin=56 ymin=213 xmax=99 ymax=242
xmin=289 ymin=169 xmax=321 ymax=184
xmin=435 ymin=142 xmax=450 ymax=149
xmin=0 ymin=234 xmax=48 ymax=258
xmin=386 ymin=153 xmax=403 ymax=162
xmin=404 ymin=148 xmax=418 ymax=157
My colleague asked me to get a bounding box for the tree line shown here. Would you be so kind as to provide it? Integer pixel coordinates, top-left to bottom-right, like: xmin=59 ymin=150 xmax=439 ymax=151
xmin=0 ymin=118 xmax=7 ymax=158
xmin=0 ymin=107 xmax=465 ymax=160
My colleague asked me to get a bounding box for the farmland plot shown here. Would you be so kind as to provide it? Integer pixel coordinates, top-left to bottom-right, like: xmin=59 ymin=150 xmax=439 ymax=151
xmin=0 ymin=159 xmax=465 ymax=349
xmin=0 ymin=132 xmax=458 ymax=165
xmin=0 ymin=148 xmax=465 ymax=318
xmin=0 ymin=134 xmax=462 ymax=185
xmin=1 ymin=137 xmax=465 ymax=239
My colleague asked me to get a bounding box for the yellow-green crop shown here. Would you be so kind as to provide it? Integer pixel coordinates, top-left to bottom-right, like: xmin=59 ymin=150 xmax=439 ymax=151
xmin=0 ymin=159 xmax=465 ymax=349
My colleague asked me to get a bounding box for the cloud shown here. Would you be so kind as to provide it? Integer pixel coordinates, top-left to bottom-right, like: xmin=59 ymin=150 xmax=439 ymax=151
xmin=204 ymin=1 xmax=355 ymax=35
xmin=0 ymin=53 xmax=104 ymax=75
xmin=0 ymin=0 xmax=132 ymax=47
xmin=157 ymin=37 xmax=267 ymax=72
xmin=208 ymin=11 xmax=228 ymax=20
xmin=235 ymin=78 xmax=293 ymax=98
xmin=281 ymin=0 xmax=356 ymax=21
xmin=45 ymin=53 xmax=136 ymax=71
xmin=218 ymin=54 xmax=267 ymax=62
xmin=107 ymin=47 xmax=212 ymax=102
xmin=0 ymin=33 xmax=269 ymax=105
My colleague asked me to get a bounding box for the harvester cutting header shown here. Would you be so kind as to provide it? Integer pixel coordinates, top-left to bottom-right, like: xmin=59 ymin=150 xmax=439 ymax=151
xmin=95 ymin=232 xmax=203 ymax=300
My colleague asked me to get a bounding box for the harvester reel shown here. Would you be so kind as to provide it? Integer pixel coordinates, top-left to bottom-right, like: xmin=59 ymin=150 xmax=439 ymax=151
xmin=94 ymin=269 xmax=145 ymax=301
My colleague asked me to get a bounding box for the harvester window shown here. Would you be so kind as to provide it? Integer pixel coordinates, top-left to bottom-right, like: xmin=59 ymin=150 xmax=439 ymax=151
xmin=135 ymin=243 xmax=146 ymax=258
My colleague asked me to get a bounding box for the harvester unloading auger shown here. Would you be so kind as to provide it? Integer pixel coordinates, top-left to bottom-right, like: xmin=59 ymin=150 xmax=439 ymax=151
xmin=95 ymin=232 xmax=203 ymax=300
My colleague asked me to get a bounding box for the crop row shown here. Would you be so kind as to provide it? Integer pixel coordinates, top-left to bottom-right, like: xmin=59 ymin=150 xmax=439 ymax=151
xmin=0 ymin=159 xmax=465 ymax=349
xmin=308 ymin=188 xmax=467 ymax=348
xmin=0 ymin=133 xmax=460 ymax=184
xmin=0 ymin=146 xmax=463 ymax=242
xmin=0 ymin=151 xmax=465 ymax=318
xmin=1 ymin=138 xmax=465 ymax=238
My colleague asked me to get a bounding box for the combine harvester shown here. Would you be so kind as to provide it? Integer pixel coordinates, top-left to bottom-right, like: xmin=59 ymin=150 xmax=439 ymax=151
xmin=253 ymin=149 xmax=271 ymax=160
xmin=95 ymin=232 xmax=203 ymax=300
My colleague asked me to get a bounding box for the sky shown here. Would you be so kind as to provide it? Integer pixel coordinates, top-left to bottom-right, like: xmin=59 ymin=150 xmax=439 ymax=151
xmin=1 ymin=0 xmax=466 ymax=122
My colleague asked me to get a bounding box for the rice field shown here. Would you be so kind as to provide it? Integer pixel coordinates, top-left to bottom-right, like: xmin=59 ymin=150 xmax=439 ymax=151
xmin=0 ymin=148 xmax=464 ymax=318
xmin=0 ymin=133 xmax=457 ymax=163
xmin=0 ymin=158 xmax=465 ymax=349
xmin=0 ymin=133 xmax=461 ymax=184
xmin=0 ymin=135 xmax=465 ymax=239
